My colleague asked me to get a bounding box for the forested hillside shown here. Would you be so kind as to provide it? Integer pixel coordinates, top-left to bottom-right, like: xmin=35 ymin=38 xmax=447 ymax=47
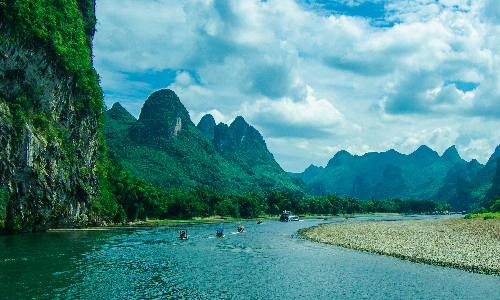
xmin=103 ymin=89 xmax=311 ymax=196
xmin=292 ymin=144 xmax=500 ymax=211
xmin=304 ymin=146 xmax=469 ymax=199
xmin=98 ymin=157 xmax=450 ymax=222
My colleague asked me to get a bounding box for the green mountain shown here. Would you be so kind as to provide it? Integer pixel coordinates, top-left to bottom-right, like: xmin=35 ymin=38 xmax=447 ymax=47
xmin=431 ymin=159 xmax=485 ymax=211
xmin=292 ymin=144 xmax=500 ymax=211
xmin=485 ymin=159 xmax=500 ymax=201
xmin=426 ymin=148 xmax=500 ymax=211
xmin=104 ymin=89 xmax=311 ymax=196
xmin=301 ymin=145 xmax=473 ymax=200
xmin=288 ymin=164 xmax=324 ymax=183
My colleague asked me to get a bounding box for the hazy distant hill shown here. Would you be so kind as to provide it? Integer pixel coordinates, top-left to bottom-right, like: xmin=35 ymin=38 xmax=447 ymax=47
xmin=431 ymin=159 xmax=485 ymax=211
xmin=449 ymin=157 xmax=499 ymax=211
xmin=294 ymin=145 xmax=473 ymax=199
xmin=288 ymin=165 xmax=324 ymax=183
xmin=291 ymin=144 xmax=500 ymax=210
xmin=487 ymin=145 xmax=500 ymax=164
xmin=103 ymin=89 xmax=311 ymax=195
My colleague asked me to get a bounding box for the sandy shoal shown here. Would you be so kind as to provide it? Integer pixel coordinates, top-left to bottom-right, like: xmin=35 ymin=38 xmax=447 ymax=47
xmin=299 ymin=217 xmax=500 ymax=275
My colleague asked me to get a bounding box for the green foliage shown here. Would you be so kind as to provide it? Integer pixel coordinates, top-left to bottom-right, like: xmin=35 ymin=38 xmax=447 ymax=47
xmin=464 ymin=212 xmax=500 ymax=219
xmin=215 ymin=198 xmax=239 ymax=218
xmin=0 ymin=189 xmax=9 ymax=230
xmin=475 ymin=196 xmax=500 ymax=215
xmin=0 ymin=0 xmax=104 ymax=115
xmin=477 ymin=207 xmax=488 ymax=214
xmin=95 ymin=154 xmax=455 ymax=223
xmin=98 ymin=159 xmax=166 ymax=221
xmin=490 ymin=198 xmax=500 ymax=213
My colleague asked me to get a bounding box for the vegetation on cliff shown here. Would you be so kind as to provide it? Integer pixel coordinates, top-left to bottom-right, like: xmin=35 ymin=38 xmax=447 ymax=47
xmin=0 ymin=0 xmax=103 ymax=114
xmin=0 ymin=0 xmax=106 ymax=233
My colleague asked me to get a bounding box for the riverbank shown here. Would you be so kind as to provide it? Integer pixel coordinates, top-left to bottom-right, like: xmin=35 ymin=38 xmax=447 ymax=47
xmin=299 ymin=217 xmax=500 ymax=275
xmin=129 ymin=213 xmax=403 ymax=225
xmin=46 ymin=213 xmax=418 ymax=230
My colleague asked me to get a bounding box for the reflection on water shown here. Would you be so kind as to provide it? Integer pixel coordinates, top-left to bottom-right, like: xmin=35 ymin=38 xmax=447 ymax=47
xmin=1 ymin=215 xmax=499 ymax=299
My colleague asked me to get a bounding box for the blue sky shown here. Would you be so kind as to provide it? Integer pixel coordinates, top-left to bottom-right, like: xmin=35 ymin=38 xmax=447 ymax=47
xmin=93 ymin=0 xmax=500 ymax=172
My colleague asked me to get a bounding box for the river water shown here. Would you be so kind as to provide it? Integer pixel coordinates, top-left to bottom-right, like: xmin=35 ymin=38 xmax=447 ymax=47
xmin=1 ymin=215 xmax=499 ymax=299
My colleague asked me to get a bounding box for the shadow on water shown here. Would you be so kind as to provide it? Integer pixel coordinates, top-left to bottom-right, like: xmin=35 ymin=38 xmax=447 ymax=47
xmin=1 ymin=215 xmax=499 ymax=299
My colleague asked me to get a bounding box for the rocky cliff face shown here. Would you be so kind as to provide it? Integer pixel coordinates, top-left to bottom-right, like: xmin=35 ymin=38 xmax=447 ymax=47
xmin=0 ymin=1 xmax=102 ymax=233
xmin=136 ymin=89 xmax=194 ymax=143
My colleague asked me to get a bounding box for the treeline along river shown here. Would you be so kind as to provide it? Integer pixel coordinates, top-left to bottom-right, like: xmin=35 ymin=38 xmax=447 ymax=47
xmin=1 ymin=215 xmax=500 ymax=299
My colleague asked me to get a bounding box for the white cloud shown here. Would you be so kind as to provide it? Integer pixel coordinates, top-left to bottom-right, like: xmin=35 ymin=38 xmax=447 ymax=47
xmin=191 ymin=109 xmax=228 ymax=125
xmin=94 ymin=0 xmax=500 ymax=171
xmin=459 ymin=138 xmax=495 ymax=162
xmin=240 ymin=86 xmax=347 ymax=138
xmin=94 ymin=0 xmax=192 ymax=72
xmin=166 ymin=72 xmax=215 ymax=112
xmin=174 ymin=71 xmax=194 ymax=87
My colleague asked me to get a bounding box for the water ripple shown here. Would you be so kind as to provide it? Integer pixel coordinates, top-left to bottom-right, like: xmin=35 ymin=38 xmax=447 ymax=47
xmin=1 ymin=217 xmax=500 ymax=299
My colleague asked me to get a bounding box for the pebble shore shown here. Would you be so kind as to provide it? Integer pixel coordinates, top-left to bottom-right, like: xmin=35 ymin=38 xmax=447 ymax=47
xmin=299 ymin=217 xmax=500 ymax=275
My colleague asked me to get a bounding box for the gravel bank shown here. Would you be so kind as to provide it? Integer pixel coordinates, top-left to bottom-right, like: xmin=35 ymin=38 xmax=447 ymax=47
xmin=299 ymin=218 xmax=500 ymax=275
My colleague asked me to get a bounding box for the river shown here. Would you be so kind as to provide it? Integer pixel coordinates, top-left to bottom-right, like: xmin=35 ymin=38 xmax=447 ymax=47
xmin=1 ymin=215 xmax=499 ymax=299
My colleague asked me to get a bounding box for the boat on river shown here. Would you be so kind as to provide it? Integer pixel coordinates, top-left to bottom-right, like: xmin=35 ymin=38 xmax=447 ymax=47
xmin=237 ymin=226 xmax=244 ymax=233
xmin=280 ymin=211 xmax=299 ymax=222
xmin=216 ymin=229 xmax=224 ymax=237
xmin=179 ymin=230 xmax=188 ymax=240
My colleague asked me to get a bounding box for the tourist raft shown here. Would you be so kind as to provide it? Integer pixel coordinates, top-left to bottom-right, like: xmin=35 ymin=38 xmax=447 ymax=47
xmin=280 ymin=211 xmax=299 ymax=222
xmin=299 ymin=217 xmax=500 ymax=275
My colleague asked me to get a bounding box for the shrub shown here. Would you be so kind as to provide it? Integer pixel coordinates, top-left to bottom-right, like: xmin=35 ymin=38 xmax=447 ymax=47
xmin=477 ymin=207 xmax=488 ymax=214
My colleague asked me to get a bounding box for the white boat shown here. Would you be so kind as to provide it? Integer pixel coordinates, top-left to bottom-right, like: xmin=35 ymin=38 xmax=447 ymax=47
xmin=280 ymin=211 xmax=299 ymax=221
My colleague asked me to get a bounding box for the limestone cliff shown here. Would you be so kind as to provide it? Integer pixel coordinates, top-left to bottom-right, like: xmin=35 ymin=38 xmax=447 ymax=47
xmin=0 ymin=1 xmax=103 ymax=233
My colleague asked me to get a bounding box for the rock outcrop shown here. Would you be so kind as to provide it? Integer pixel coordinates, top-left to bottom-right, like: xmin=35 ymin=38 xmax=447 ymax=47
xmin=197 ymin=114 xmax=216 ymax=141
xmin=0 ymin=1 xmax=102 ymax=233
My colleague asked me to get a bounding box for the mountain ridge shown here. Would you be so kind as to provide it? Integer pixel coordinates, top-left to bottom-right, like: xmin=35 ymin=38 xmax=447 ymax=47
xmin=291 ymin=144 xmax=500 ymax=210
xmin=104 ymin=89 xmax=311 ymax=196
xmin=295 ymin=145 xmax=470 ymax=200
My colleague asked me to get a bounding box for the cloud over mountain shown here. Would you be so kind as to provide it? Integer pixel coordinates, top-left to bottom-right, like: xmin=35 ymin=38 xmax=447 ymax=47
xmin=94 ymin=0 xmax=500 ymax=172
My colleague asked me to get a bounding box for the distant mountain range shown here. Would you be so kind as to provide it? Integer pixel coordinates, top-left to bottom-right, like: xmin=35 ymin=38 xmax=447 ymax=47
xmin=104 ymin=89 xmax=500 ymax=211
xmin=103 ymin=89 xmax=311 ymax=195
xmin=290 ymin=145 xmax=500 ymax=211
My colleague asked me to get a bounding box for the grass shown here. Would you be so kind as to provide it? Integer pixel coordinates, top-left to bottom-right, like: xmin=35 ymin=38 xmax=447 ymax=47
xmin=465 ymin=212 xmax=500 ymax=220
